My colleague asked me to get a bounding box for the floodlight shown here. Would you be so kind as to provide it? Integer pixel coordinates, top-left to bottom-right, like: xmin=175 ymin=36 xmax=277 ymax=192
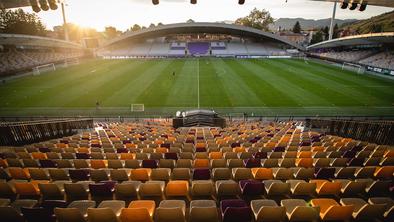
xmin=359 ymin=3 xmax=367 ymax=11
xmin=39 ymin=0 xmax=49 ymax=11
xmin=340 ymin=2 xmax=348 ymax=9
xmin=349 ymin=3 xmax=358 ymax=10
xmin=191 ymin=0 xmax=197 ymax=4
xmin=239 ymin=0 xmax=245 ymax=5
xmin=152 ymin=0 xmax=159 ymax=5
xmin=29 ymin=0 xmax=41 ymax=12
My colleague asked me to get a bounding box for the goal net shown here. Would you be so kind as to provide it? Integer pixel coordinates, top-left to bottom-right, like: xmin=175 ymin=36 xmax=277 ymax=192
xmin=342 ymin=62 xmax=365 ymax=74
xmin=32 ymin=63 xmax=56 ymax=75
xmin=131 ymin=104 xmax=145 ymax=112
xmin=64 ymin=57 xmax=80 ymax=67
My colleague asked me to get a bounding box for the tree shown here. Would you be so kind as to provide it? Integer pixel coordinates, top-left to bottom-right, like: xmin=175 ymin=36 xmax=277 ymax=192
xmin=149 ymin=23 xmax=156 ymax=28
xmin=186 ymin=19 xmax=195 ymax=23
xmin=292 ymin=21 xmax=301 ymax=33
xmin=234 ymin=8 xmax=274 ymax=31
xmin=0 ymin=9 xmax=47 ymax=36
xmin=371 ymin=23 xmax=383 ymax=33
xmin=131 ymin=24 xmax=141 ymax=31
xmin=333 ymin=23 xmax=339 ymax=39
xmin=53 ymin=23 xmax=99 ymax=42
xmin=310 ymin=30 xmax=324 ymax=44
xmin=157 ymin=22 xmax=164 ymax=26
xmin=104 ymin=26 xmax=119 ymax=39
xmin=323 ymin=26 xmax=329 ymax=40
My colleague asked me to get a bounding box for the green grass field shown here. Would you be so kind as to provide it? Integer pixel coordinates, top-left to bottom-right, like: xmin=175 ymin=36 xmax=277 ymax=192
xmin=0 ymin=58 xmax=394 ymax=117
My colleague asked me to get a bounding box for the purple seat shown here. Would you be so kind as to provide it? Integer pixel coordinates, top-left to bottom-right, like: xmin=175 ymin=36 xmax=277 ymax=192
xmin=75 ymin=153 xmax=90 ymax=159
xmin=99 ymin=180 xmax=117 ymax=190
xmin=39 ymin=159 xmax=57 ymax=168
xmin=347 ymin=158 xmax=365 ymax=166
xmin=21 ymin=207 xmax=55 ymax=222
xmin=314 ymin=167 xmax=335 ymax=179
xmin=243 ymin=158 xmax=261 ymax=168
xmin=231 ymin=142 xmax=241 ymax=148
xmin=273 ymin=146 xmax=285 ymax=152
xmin=89 ymin=183 xmax=114 ymax=196
xmin=91 ymin=144 xmax=101 ymax=148
xmin=253 ymin=152 xmax=267 ymax=159
xmin=161 ymin=143 xmax=171 ymax=148
xmin=38 ymin=148 xmax=51 ymax=153
xmin=142 ymin=159 xmax=158 ymax=168
xmin=116 ymin=148 xmax=128 ymax=153
xmin=164 ymin=152 xmax=178 ymax=160
xmin=239 ymin=180 xmax=263 ymax=195
xmin=196 ymin=147 xmax=206 ymax=152
xmin=193 ymin=168 xmax=211 ymax=180
xmin=41 ymin=200 xmax=67 ymax=214
xmin=69 ymin=169 xmax=90 ymax=181
xmin=220 ymin=199 xmax=253 ymax=222
xmin=350 ymin=145 xmax=363 ymax=152
xmin=187 ymin=42 xmax=210 ymax=55
xmin=342 ymin=151 xmax=356 ymax=158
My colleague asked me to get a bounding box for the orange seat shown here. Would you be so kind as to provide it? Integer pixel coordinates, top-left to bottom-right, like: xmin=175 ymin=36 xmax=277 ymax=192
xmin=56 ymin=143 xmax=68 ymax=148
xmin=120 ymin=200 xmax=156 ymax=222
xmin=195 ymin=142 xmax=206 ymax=149
xmin=251 ymin=168 xmax=273 ymax=180
xmin=233 ymin=147 xmax=245 ymax=153
xmin=125 ymin=143 xmax=137 ymax=149
xmin=0 ymin=159 xmax=8 ymax=168
xmin=311 ymin=179 xmax=341 ymax=196
xmin=312 ymin=146 xmax=325 ymax=152
xmin=156 ymin=148 xmax=168 ymax=154
xmin=120 ymin=153 xmax=135 ymax=160
xmin=311 ymin=198 xmax=354 ymax=221
xmin=90 ymin=160 xmax=107 ymax=169
xmin=209 ymin=152 xmax=223 ymax=159
xmin=130 ymin=169 xmax=151 ymax=181
xmin=77 ymin=147 xmax=90 ymax=153
xmin=9 ymin=167 xmax=30 ymax=180
xmin=32 ymin=152 xmax=47 ymax=160
xmin=14 ymin=180 xmax=48 ymax=196
xmin=166 ymin=180 xmax=189 ymax=197
xmin=298 ymin=151 xmax=312 ymax=158
xmin=374 ymin=166 xmax=394 ymax=179
xmin=194 ymin=159 xmax=209 ymax=168
xmin=296 ymin=158 xmax=313 ymax=168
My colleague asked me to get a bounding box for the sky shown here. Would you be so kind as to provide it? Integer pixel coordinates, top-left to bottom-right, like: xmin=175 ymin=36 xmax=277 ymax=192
xmin=22 ymin=0 xmax=393 ymax=31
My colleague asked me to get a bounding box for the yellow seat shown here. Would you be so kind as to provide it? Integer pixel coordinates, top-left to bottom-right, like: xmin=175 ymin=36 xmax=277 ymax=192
xmin=194 ymin=159 xmax=209 ymax=168
xmin=90 ymin=160 xmax=107 ymax=169
xmin=209 ymin=152 xmax=223 ymax=159
xmin=166 ymin=180 xmax=189 ymax=197
xmin=32 ymin=152 xmax=47 ymax=160
xmin=251 ymin=168 xmax=273 ymax=180
xmin=130 ymin=169 xmax=151 ymax=181
xmin=311 ymin=179 xmax=341 ymax=196
xmin=120 ymin=153 xmax=135 ymax=160
xmin=311 ymin=198 xmax=354 ymax=221
xmin=296 ymin=158 xmax=313 ymax=168
xmin=121 ymin=200 xmax=156 ymax=222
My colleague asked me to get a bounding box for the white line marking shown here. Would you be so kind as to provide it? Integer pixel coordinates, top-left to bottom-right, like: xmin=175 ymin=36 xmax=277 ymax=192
xmin=197 ymin=59 xmax=200 ymax=109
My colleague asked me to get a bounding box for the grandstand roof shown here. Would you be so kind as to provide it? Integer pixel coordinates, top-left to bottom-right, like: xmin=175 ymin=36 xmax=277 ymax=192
xmin=310 ymin=0 xmax=394 ymax=7
xmin=0 ymin=33 xmax=83 ymax=49
xmin=307 ymin=32 xmax=394 ymax=50
xmin=101 ymin=22 xmax=304 ymax=50
xmin=1 ymin=0 xmax=393 ymax=8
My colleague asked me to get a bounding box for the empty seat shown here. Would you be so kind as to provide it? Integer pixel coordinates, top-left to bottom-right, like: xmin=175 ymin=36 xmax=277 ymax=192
xmin=251 ymin=199 xmax=286 ymax=222
xmin=340 ymin=197 xmax=386 ymax=220
xmin=139 ymin=181 xmax=165 ymax=197
xmin=191 ymin=180 xmax=214 ymax=197
xmin=21 ymin=207 xmax=55 ymax=222
xmin=55 ymin=200 xmax=96 ymax=222
xmin=311 ymin=179 xmax=341 ymax=196
xmin=171 ymin=168 xmax=191 ymax=180
xmin=281 ymin=199 xmax=319 ymax=221
xmin=212 ymin=168 xmax=232 ymax=181
xmin=150 ymin=168 xmax=171 ymax=181
xmin=120 ymin=200 xmax=155 ymax=222
xmin=310 ymin=198 xmax=354 ymax=221
xmin=251 ymin=168 xmax=273 ymax=180
xmin=155 ymin=200 xmax=186 ymax=222
xmin=189 ymin=200 xmax=218 ymax=222
xmin=216 ymin=180 xmax=241 ymax=197
xmin=263 ymin=180 xmax=290 ymax=196
xmin=287 ymin=179 xmax=316 ymax=196
xmin=239 ymin=180 xmax=263 ymax=196
xmin=87 ymin=200 xmax=125 ymax=222
xmin=115 ymin=181 xmax=141 ymax=200
xmin=166 ymin=180 xmax=189 ymax=197
xmin=130 ymin=169 xmax=151 ymax=181
xmin=220 ymin=199 xmax=252 ymax=222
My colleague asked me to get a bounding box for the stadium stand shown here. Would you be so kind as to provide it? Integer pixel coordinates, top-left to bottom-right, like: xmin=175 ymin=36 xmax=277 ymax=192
xmin=0 ymin=120 xmax=393 ymax=222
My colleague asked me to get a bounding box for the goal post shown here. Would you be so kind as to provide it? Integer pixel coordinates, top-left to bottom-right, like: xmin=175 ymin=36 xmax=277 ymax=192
xmin=131 ymin=104 xmax=145 ymax=112
xmin=342 ymin=62 xmax=365 ymax=74
xmin=32 ymin=63 xmax=56 ymax=75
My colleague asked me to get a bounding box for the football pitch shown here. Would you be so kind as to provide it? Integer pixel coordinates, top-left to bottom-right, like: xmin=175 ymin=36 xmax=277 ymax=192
xmin=0 ymin=58 xmax=394 ymax=117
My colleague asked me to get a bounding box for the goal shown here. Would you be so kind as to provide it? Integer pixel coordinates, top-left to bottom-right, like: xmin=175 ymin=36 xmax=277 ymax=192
xmin=131 ymin=104 xmax=145 ymax=112
xmin=32 ymin=63 xmax=56 ymax=75
xmin=64 ymin=57 xmax=80 ymax=67
xmin=342 ymin=62 xmax=365 ymax=74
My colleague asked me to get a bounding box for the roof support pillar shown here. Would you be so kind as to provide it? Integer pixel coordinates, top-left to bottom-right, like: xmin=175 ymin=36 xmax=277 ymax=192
xmin=329 ymin=0 xmax=337 ymax=40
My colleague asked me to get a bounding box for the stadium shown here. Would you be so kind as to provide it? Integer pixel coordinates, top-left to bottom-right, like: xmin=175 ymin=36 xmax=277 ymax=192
xmin=0 ymin=0 xmax=393 ymax=222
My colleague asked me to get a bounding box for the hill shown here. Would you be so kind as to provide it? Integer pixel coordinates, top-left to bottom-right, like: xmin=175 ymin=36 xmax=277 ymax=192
xmin=271 ymin=18 xmax=357 ymax=30
xmin=341 ymin=10 xmax=394 ymax=34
